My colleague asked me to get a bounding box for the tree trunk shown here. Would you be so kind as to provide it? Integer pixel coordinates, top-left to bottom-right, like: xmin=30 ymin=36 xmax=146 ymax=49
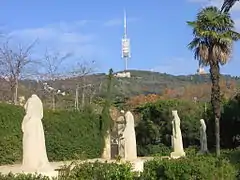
xmin=14 ymin=79 xmax=18 ymax=105
xmin=209 ymin=60 xmax=221 ymax=156
xmin=52 ymin=93 xmax=55 ymax=111
xmin=81 ymin=76 xmax=85 ymax=108
xmin=75 ymin=85 xmax=79 ymax=110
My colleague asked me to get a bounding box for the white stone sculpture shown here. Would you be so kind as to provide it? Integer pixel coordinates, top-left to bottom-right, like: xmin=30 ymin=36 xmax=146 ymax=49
xmin=21 ymin=94 xmax=53 ymax=173
xmin=101 ymin=131 xmax=111 ymax=159
xmin=19 ymin=96 xmax=25 ymax=106
xmin=199 ymin=119 xmax=208 ymax=154
xmin=171 ymin=120 xmax=174 ymax=149
xmin=123 ymin=111 xmax=137 ymax=161
xmin=170 ymin=110 xmax=185 ymax=159
xmin=116 ymin=110 xmax=126 ymax=158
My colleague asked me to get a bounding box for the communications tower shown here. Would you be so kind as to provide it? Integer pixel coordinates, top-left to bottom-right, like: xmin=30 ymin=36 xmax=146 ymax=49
xmin=121 ymin=9 xmax=131 ymax=71
xmin=197 ymin=62 xmax=206 ymax=75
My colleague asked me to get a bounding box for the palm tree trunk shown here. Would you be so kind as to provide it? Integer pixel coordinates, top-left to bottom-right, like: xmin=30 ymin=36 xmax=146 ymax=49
xmin=209 ymin=60 xmax=221 ymax=156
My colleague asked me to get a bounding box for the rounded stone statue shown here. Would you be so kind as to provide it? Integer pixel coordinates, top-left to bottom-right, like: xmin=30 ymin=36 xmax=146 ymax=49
xmin=170 ymin=110 xmax=185 ymax=159
xmin=199 ymin=119 xmax=208 ymax=154
xmin=123 ymin=111 xmax=137 ymax=161
xmin=21 ymin=94 xmax=53 ymax=172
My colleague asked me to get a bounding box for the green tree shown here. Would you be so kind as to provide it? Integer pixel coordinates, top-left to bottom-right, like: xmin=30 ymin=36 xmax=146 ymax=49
xmin=100 ymin=69 xmax=114 ymax=137
xmin=187 ymin=6 xmax=240 ymax=156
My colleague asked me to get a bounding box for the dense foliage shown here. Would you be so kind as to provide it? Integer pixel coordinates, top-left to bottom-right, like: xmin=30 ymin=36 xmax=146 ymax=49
xmin=135 ymin=95 xmax=240 ymax=156
xmin=59 ymin=161 xmax=136 ymax=180
xmin=220 ymin=94 xmax=240 ymax=148
xmin=0 ymin=103 xmax=105 ymax=165
xmin=142 ymin=156 xmax=237 ymax=179
xmin=135 ymin=100 xmax=205 ymax=156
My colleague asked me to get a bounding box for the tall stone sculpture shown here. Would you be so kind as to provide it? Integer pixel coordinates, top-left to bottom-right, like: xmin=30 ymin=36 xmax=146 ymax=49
xmin=171 ymin=120 xmax=174 ymax=149
xmin=21 ymin=94 xmax=53 ymax=172
xmin=123 ymin=111 xmax=137 ymax=161
xmin=101 ymin=131 xmax=111 ymax=159
xmin=116 ymin=110 xmax=126 ymax=158
xmin=199 ymin=119 xmax=208 ymax=154
xmin=170 ymin=110 xmax=185 ymax=159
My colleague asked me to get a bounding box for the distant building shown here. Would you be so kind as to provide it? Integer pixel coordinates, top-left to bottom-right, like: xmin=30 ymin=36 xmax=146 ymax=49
xmin=197 ymin=67 xmax=206 ymax=75
xmin=114 ymin=72 xmax=131 ymax=78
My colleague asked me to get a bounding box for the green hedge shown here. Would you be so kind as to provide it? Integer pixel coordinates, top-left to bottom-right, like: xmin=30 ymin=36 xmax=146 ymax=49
xmin=59 ymin=161 xmax=136 ymax=180
xmin=0 ymin=162 xmax=136 ymax=180
xmin=0 ymin=103 xmax=105 ymax=165
xmin=141 ymin=156 xmax=237 ymax=180
xmin=0 ymin=155 xmax=238 ymax=179
xmin=137 ymin=144 xmax=171 ymax=157
xmin=0 ymin=174 xmax=50 ymax=180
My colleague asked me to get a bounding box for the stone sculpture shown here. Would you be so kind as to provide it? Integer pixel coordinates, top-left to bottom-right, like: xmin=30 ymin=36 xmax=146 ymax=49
xmin=21 ymin=94 xmax=53 ymax=172
xmin=123 ymin=111 xmax=137 ymax=161
xmin=102 ymin=131 xmax=111 ymax=159
xmin=171 ymin=120 xmax=174 ymax=149
xmin=199 ymin=119 xmax=208 ymax=154
xmin=170 ymin=110 xmax=185 ymax=159
xmin=19 ymin=96 xmax=25 ymax=106
xmin=116 ymin=110 xmax=126 ymax=158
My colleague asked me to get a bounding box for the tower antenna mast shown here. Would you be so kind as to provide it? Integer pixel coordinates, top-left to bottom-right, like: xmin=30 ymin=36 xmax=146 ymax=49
xmin=124 ymin=9 xmax=127 ymax=39
xmin=121 ymin=9 xmax=131 ymax=71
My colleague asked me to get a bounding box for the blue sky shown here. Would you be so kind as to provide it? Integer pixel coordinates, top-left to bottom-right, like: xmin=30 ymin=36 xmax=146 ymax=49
xmin=1 ymin=0 xmax=240 ymax=75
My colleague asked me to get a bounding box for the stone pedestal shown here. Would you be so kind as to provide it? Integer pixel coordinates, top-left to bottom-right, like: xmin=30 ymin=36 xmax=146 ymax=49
xmin=131 ymin=160 xmax=144 ymax=172
xmin=170 ymin=151 xmax=186 ymax=159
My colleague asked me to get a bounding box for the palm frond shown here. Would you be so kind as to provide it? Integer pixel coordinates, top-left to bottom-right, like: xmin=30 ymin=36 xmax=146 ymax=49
xmin=187 ymin=6 xmax=239 ymax=66
xmin=187 ymin=37 xmax=200 ymax=50
xmin=221 ymin=0 xmax=239 ymax=13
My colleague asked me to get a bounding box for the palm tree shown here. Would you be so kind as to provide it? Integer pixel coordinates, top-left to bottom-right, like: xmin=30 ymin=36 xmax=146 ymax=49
xmin=221 ymin=0 xmax=239 ymax=13
xmin=187 ymin=6 xmax=240 ymax=156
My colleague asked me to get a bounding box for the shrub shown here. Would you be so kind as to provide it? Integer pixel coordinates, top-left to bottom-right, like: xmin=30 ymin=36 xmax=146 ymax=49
xmin=137 ymin=144 xmax=171 ymax=157
xmin=141 ymin=156 xmax=237 ymax=180
xmin=0 ymin=155 xmax=238 ymax=180
xmin=0 ymin=161 xmax=138 ymax=180
xmin=0 ymin=173 xmax=51 ymax=180
xmin=0 ymin=104 xmax=23 ymax=164
xmin=59 ymin=161 xmax=137 ymax=180
xmin=221 ymin=149 xmax=240 ymax=178
xmin=0 ymin=103 xmax=105 ymax=165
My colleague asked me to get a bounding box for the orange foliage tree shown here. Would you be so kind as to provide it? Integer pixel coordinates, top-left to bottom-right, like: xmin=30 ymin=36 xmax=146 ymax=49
xmin=161 ymin=78 xmax=236 ymax=101
xmin=126 ymin=94 xmax=162 ymax=108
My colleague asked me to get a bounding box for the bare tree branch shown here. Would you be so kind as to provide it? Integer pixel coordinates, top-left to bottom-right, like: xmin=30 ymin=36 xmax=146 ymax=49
xmin=38 ymin=49 xmax=72 ymax=81
xmin=70 ymin=60 xmax=97 ymax=110
xmin=70 ymin=60 xmax=96 ymax=78
xmin=0 ymin=39 xmax=37 ymax=104
xmin=38 ymin=50 xmax=71 ymax=110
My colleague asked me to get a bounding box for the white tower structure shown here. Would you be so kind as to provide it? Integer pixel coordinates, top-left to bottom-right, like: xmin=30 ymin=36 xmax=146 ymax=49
xmin=121 ymin=9 xmax=131 ymax=71
xmin=197 ymin=63 xmax=206 ymax=75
